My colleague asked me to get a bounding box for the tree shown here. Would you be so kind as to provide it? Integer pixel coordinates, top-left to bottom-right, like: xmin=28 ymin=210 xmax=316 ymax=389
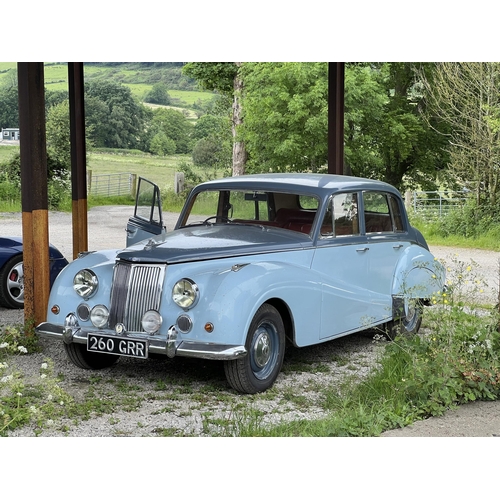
xmin=45 ymin=100 xmax=71 ymax=176
xmin=144 ymin=82 xmax=171 ymax=105
xmin=148 ymin=107 xmax=193 ymax=154
xmin=45 ymin=99 xmax=93 ymax=179
xmin=149 ymin=132 xmax=176 ymax=156
xmin=0 ymin=85 xmax=19 ymax=129
xmin=191 ymin=113 xmax=232 ymax=169
xmin=84 ymin=80 xmax=147 ymax=149
xmin=365 ymin=63 xmax=448 ymax=190
xmin=183 ymin=63 xmax=246 ymax=175
xmin=420 ymin=62 xmax=500 ymax=206
xmin=241 ymin=62 xmax=328 ymax=173
xmin=239 ymin=62 xmax=447 ymax=190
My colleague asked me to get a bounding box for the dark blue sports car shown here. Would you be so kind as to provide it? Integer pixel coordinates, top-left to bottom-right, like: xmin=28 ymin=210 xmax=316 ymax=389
xmin=0 ymin=237 xmax=68 ymax=309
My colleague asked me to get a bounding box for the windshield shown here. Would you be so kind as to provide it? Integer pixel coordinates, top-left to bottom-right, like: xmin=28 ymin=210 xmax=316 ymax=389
xmin=179 ymin=189 xmax=320 ymax=235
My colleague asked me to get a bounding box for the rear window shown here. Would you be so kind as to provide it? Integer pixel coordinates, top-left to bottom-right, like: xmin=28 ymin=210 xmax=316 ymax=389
xmin=363 ymin=191 xmax=404 ymax=233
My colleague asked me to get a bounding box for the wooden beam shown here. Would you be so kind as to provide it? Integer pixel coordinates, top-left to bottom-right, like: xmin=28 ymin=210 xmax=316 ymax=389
xmin=328 ymin=62 xmax=345 ymax=175
xmin=68 ymin=62 xmax=88 ymax=260
xmin=17 ymin=62 xmax=50 ymax=327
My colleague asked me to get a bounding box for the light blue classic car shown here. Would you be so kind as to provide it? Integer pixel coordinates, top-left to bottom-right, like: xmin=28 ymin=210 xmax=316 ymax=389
xmin=36 ymin=174 xmax=444 ymax=393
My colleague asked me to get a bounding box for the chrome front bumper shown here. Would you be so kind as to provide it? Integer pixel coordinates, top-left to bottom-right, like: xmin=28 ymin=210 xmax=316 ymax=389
xmin=36 ymin=320 xmax=247 ymax=361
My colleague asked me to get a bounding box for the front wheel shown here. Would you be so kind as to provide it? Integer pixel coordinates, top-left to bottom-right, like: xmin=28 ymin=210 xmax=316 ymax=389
xmin=64 ymin=343 xmax=120 ymax=370
xmin=0 ymin=254 xmax=24 ymax=309
xmin=385 ymin=298 xmax=423 ymax=341
xmin=224 ymin=304 xmax=285 ymax=394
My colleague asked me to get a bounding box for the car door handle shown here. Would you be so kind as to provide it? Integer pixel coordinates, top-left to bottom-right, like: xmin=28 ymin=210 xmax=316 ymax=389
xmin=393 ymin=244 xmax=403 ymax=249
xmin=356 ymin=247 xmax=369 ymax=253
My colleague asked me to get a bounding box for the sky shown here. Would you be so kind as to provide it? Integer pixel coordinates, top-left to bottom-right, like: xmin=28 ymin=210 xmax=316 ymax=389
xmin=8 ymin=2 xmax=500 ymax=63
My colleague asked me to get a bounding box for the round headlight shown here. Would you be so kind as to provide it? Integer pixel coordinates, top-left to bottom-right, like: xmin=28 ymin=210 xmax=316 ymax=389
xmin=141 ymin=310 xmax=162 ymax=334
xmin=90 ymin=305 xmax=109 ymax=328
xmin=172 ymin=278 xmax=199 ymax=309
xmin=73 ymin=269 xmax=98 ymax=299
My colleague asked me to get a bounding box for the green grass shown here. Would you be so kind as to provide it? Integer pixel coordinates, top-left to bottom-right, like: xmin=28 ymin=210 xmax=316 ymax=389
xmin=88 ymin=151 xmax=189 ymax=192
xmin=0 ymin=148 xmax=201 ymax=212
xmin=411 ymin=217 xmax=500 ymax=251
xmin=0 ymin=145 xmax=19 ymax=163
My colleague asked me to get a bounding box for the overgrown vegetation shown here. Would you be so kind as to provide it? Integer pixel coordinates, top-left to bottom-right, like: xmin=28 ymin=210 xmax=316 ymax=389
xmin=410 ymin=198 xmax=500 ymax=250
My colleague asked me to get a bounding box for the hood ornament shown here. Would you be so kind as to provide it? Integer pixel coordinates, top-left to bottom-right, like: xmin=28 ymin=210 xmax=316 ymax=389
xmin=144 ymin=238 xmax=159 ymax=250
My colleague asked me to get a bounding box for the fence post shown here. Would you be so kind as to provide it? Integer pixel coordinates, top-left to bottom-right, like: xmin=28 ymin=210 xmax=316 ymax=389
xmin=175 ymin=172 xmax=185 ymax=194
xmin=87 ymin=169 xmax=92 ymax=195
xmin=404 ymin=191 xmax=412 ymax=211
xmin=130 ymin=174 xmax=137 ymax=198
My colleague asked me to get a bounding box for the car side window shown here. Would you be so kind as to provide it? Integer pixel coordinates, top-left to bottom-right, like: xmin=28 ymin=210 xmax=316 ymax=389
xmin=135 ymin=178 xmax=163 ymax=225
xmin=321 ymin=193 xmax=359 ymax=237
xmin=363 ymin=191 xmax=403 ymax=233
xmin=388 ymin=194 xmax=405 ymax=232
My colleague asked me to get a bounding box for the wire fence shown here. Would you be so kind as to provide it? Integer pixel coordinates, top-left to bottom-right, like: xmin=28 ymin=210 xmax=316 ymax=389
xmin=87 ymin=172 xmax=137 ymax=197
xmin=406 ymin=190 xmax=469 ymax=218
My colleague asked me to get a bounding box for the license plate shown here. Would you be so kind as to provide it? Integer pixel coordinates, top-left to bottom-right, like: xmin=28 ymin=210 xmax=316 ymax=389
xmin=87 ymin=333 xmax=148 ymax=359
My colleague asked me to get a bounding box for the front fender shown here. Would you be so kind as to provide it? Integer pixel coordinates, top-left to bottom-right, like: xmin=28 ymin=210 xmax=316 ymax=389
xmin=392 ymin=245 xmax=445 ymax=299
xmin=184 ymin=259 xmax=321 ymax=347
xmin=45 ymin=249 xmax=120 ymax=321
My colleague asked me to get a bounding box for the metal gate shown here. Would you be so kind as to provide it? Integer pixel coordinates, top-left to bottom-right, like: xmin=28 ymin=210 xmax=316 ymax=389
xmin=406 ymin=190 xmax=468 ymax=218
xmin=87 ymin=172 xmax=136 ymax=197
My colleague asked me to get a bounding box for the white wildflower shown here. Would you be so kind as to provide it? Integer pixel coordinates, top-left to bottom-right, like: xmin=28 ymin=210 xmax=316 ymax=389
xmin=17 ymin=346 xmax=28 ymax=354
xmin=0 ymin=342 xmax=9 ymax=349
xmin=40 ymin=374 xmax=47 ymax=379
xmin=41 ymin=362 xmax=48 ymax=370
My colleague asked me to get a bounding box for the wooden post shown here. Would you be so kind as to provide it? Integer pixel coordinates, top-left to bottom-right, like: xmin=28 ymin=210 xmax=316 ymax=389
xmin=68 ymin=62 xmax=88 ymax=260
xmin=328 ymin=62 xmax=345 ymax=175
xmin=17 ymin=62 xmax=50 ymax=328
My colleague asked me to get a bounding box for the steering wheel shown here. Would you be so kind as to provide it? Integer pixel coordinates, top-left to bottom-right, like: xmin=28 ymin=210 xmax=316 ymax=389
xmin=202 ymin=216 xmax=232 ymax=225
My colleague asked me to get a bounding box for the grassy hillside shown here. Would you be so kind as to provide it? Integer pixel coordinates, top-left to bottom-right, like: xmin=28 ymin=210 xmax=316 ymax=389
xmin=0 ymin=62 xmax=214 ymax=111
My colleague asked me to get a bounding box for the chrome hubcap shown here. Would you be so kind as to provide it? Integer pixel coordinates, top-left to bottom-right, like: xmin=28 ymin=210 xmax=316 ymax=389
xmin=404 ymin=300 xmax=416 ymax=322
xmin=253 ymin=329 xmax=271 ymax=368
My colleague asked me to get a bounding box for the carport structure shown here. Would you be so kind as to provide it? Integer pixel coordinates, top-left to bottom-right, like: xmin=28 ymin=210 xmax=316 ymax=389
xmin=16 ymin=62 xmax=345 ymax=328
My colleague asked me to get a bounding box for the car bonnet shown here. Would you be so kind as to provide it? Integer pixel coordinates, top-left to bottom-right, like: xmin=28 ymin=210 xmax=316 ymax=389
xmin=116 ymin=224 xmax=312 ymax=264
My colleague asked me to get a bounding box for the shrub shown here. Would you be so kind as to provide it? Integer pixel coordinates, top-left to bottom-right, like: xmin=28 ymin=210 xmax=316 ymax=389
xmin=438 ymin=198 xmax=500 ymax=238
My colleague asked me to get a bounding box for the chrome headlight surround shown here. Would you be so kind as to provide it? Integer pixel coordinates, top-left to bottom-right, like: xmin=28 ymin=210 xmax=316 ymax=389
xmin=172 ymin=278 xmax=200 ymax=310
xmin=73 ymin=269 xmax=99 ymax=299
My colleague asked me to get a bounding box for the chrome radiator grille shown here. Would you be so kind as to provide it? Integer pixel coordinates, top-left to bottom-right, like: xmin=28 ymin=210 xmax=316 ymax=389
xmin=109 ymin=261 xmax=166 ymax=332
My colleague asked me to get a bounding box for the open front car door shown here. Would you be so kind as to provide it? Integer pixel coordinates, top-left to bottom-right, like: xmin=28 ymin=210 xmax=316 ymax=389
xmin=126 ymin=177 xmax=165 ymax=246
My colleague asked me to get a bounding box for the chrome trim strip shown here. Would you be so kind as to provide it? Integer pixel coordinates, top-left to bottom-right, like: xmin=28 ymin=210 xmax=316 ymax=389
xmin=176 ymin=341 xmax=247 ymax=360
xmin=36 ymin=322 xmax=247 ymax=361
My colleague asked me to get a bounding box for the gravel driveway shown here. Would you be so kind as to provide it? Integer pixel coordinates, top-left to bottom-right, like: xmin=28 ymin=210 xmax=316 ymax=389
xmin=1 ymin=206 xmax=499 ymax=437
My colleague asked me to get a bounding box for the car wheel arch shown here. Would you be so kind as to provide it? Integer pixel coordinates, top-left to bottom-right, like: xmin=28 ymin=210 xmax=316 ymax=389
xmin=264 ymin=297 xmax=295 ymax=346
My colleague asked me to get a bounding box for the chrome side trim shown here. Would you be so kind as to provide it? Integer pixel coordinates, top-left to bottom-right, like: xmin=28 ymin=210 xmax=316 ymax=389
xmin=176 ymin=341 xmax=247 ymax=360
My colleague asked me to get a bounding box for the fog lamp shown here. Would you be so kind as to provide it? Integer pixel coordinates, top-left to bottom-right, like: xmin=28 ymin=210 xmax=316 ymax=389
xmin=142 ymin=310 xmax=162 ymax=334
xmin=90 ymin=305 xmax=109 ymax=328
